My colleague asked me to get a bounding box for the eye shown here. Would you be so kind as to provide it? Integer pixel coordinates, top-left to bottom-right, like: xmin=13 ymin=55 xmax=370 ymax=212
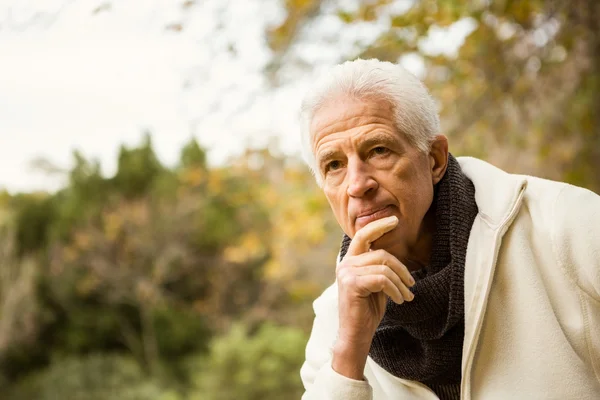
xmin=371 ymin=146 xmax=389 ymax=156
xmin=326 ymin=160 xmax=342 ymax=172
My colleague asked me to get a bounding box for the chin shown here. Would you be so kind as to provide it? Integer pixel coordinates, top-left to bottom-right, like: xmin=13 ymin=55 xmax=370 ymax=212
xmin=370 ymin=229 xmax=402 ymax=253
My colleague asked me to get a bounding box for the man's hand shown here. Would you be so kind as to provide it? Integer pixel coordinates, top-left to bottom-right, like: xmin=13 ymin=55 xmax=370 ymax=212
xmin=332 ymin=216 xmax=415 ymax=380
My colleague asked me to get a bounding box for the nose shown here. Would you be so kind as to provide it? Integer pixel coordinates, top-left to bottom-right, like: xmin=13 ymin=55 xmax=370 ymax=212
xmin=346 ymin=158 xmax=378 ymax=198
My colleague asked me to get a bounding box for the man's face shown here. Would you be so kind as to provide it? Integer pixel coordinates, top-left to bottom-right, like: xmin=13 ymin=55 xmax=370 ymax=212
xmin=311 ymin=97 xmax=444 ymax=261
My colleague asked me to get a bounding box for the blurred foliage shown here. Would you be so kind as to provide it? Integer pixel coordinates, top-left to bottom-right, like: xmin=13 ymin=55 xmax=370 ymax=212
xmin=186 ymin=323 xmax=307 ymax=400
xmin=7 ymin=354 xmax=175 ymax=400
xmin=269 ymin=0 xmax=600 ymax=192
xmin=0 ymin=136 xmax=338 ymax=398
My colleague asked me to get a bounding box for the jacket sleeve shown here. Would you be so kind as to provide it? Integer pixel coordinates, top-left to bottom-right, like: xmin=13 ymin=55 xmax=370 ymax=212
xmin=552 ymin=184 xmax=600 ymax=300
xmin=300 ymin=283 xmax=374 ymax=400
xmin=552 ymin=184 xmax=600 ymax=383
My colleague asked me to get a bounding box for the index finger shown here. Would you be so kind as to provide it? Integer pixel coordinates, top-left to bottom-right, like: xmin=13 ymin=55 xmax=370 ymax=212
xmin=346 ymin=215 xmax=398 ymax=257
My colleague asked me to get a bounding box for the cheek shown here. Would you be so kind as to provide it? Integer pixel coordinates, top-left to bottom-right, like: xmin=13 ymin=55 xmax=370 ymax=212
xmin=389 ymin=168 xmax=433 ymax=223
xmin=324 ymin=187 xmax=351 ymax=232
xmin=415 ymin=185 xmax=434 ymax=216
xmin=407 ymin=178 xmax=434 ymax=223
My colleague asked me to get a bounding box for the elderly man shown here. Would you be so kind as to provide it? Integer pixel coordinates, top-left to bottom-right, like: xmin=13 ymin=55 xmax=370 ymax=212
xmin=298 ymin=59 xmax=600 ymax=400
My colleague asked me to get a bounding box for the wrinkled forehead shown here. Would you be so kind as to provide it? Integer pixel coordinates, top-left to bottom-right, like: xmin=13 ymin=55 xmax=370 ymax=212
xmin=309 ymin=96 xmax=396 ymax=150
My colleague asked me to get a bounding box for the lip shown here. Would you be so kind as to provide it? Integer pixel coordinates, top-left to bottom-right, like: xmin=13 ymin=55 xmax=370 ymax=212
xmin=354 ymin=205 xmax=396 ymax=229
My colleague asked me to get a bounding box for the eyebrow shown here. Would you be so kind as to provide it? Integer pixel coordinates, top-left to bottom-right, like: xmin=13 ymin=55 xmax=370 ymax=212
xmin=316 ymin=149 xmax=340 ymax=168
xmin=358 ymin=132 xmax=397 ymax=150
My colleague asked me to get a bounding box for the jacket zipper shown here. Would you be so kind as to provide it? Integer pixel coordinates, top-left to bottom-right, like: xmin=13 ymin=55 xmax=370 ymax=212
xmin=460 ymin=187 xmax=527 ymax=400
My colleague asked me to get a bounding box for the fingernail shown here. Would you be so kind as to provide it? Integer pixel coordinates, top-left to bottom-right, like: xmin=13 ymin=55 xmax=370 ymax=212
xmin=409 ymin=277 xmax=415 ymax=286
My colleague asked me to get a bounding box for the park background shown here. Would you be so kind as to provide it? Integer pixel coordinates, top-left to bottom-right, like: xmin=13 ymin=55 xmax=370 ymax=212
xmin=1 ymin=0 xmax=599 ymax=398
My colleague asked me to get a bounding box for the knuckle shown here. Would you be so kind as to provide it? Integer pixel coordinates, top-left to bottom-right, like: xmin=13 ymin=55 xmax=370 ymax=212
xmin=383 ymin=251 xmax=396 ymax=264
xmin=353 ymin=230 xmax=364 ymax=243
xmin=376 ymin=249 xmax=393 ymax=265
xmin=336 ymin=261 xmax=347 ymax=271
xmin=373 ymin=249 xmax=387 ymax=259
xmin=397 ymin=261 xmax=409 ymax=272
xmin=377 ymin=264 xmax=389 ymax=275
xmin=336 ymin=259 xmax=353 ymax=273
xmin=352 ymin=230 xmax=366 ymax=245
xmin=345 ymin=255 xmax=358 ymax=265
xmin=338 ymin=271 xmax=356 ymax=287
xmin=376 ymin=275 xmax=388 ymax=287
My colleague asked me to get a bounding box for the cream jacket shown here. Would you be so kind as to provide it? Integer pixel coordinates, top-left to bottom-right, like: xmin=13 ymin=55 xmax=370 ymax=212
xmin=301 ymin=157 xmax=600 ymax=399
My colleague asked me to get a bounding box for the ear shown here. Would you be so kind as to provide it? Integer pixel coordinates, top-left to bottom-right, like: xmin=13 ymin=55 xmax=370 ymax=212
xmin=429 ymin=135 xmax=448 ymax=185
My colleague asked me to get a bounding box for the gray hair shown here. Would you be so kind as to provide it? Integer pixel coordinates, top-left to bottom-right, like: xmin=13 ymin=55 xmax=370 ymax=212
xmin=299 ymin=58 xmax=440 ymax=187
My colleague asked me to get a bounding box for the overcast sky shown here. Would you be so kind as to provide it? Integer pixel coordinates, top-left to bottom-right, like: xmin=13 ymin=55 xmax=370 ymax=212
xmin=0 ymin=0 xmax=474 ymax=193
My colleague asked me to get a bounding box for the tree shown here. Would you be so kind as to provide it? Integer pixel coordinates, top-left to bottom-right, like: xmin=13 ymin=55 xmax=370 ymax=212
xmin=267 ymin=0 xmax=600 ymax=191
xmin=179 ymin=137 xmax=207 ymax=170
xmin=186 ymin=323 xmax=307 ymax=400
xmin=7 ymin=354 xmax=174 ymax=400
xmin=112 ymin=133 xmax=165 ymax=198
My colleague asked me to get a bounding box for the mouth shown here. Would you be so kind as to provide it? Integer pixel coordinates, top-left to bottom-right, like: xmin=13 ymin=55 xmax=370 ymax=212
xmin=354 ymin=205 xmax=396 ymax=229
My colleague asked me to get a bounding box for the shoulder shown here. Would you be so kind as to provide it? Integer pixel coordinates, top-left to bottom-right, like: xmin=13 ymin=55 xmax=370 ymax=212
xmin=522 ymin=176 xmax=600 ymax=237
xmin=459 ymin=156 xmax=600 ymax=298
xmin=548 ymin=182 xmax=600 ymax=299
xmin=458 ymin=156 xmax=585 ymax=222
xmin=551 ymin=180 xmax=600 ymax=214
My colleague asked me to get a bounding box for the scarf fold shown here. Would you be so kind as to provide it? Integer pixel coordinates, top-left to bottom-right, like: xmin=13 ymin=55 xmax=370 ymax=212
xmin=338 ymin=154 xmax=478 ymax=400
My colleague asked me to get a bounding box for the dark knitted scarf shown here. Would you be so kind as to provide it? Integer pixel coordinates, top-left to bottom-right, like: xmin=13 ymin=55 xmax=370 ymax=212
xmin=339 ymin=154 xmax=478 ymax=400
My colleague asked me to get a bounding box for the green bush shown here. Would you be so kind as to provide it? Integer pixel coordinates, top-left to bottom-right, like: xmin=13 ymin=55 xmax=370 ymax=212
xmin=7 ymin=353 xmax=177 ymax=400
xmin=186 ymin=323 xmax=307 ymax=400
